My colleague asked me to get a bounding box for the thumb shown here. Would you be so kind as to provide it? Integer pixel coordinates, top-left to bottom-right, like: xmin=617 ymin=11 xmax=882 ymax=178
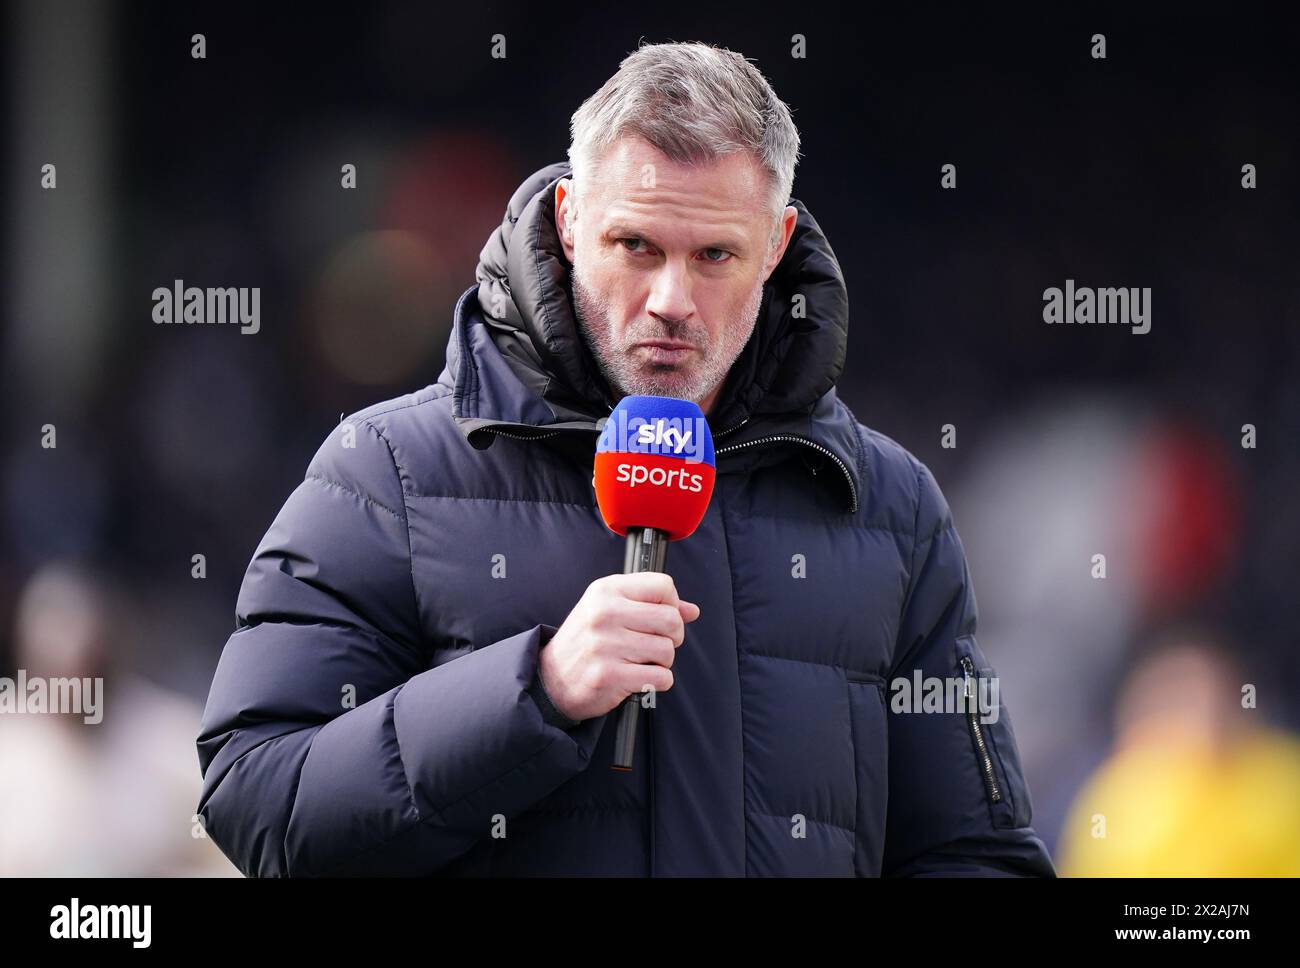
xmin=679 ymin=599 xmax=701 ymax=622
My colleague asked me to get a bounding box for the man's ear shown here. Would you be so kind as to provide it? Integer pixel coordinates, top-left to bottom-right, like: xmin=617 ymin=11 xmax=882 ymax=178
xmin=761 ymin=205 xmax=799 ymax=282
xmin=555 ymin=178 xmax=577 ymax=262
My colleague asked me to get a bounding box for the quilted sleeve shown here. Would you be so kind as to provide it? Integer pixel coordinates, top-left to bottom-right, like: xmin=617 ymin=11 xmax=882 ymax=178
xmin=195 ymin=418 xmax=606 ymax=876
xmin=881 ymin=459 xmax=1057 ymax=877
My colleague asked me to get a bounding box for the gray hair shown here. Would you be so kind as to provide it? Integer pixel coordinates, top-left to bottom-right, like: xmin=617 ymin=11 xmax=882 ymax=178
xmin=567 ymin=41 xmax=802 ymax=246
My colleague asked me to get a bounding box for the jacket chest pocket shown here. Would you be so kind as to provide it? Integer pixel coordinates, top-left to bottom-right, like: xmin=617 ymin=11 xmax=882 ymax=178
xmin=845 ymin=671 xmax=888 ymax=876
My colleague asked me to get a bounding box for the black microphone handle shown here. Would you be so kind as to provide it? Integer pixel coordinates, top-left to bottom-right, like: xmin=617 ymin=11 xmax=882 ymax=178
xmin=611 ymin=526 xmax=670 ymax=771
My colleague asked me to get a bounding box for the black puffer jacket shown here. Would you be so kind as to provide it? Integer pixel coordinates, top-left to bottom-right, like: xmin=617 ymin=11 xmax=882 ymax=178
xmin=196 ymin=161 xmax=1056 ymax=877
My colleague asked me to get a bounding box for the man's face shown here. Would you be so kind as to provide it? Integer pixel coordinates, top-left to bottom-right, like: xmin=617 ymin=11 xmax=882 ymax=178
xmin=556 ymin=135 xmax=797 ymax=416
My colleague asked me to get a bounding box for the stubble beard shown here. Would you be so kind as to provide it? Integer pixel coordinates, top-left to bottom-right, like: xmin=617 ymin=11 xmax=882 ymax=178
xmin=572 ymin=260 xmax=764 ymax=406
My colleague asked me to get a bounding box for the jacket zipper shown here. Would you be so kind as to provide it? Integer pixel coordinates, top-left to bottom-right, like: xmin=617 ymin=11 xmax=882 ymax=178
xmin=960 ymin=655 xmax=1002 ymax=804
xmin=713 ymin=416 xmax=750 ymax=441
xmin=488 ymin=415 xmax=740 ymax=877
xmin=487 ymin=413 xmax=750 ymax=445
xmin=647 ymin=702 xmax=656 ymax=875
xmin=485 ymin=413 xmax=849 ymax=873
xmin=715 ymin=434 xmax=859 ymax=513
xmin=486 ymin=420 xmax=858 ymax=513
xmin=483 ymin=427 xmax=563 ymax=442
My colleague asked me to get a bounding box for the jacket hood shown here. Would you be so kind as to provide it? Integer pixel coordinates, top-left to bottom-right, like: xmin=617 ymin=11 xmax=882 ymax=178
xmin=437 ymin=160 xmax=863 ymax=512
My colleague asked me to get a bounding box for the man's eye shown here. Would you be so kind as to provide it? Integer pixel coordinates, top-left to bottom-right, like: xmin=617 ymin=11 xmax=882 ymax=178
xmin=701 ymin=248 xmax=732 ymax=264
xmin=618 ymin=238 xmax=648 ymax=254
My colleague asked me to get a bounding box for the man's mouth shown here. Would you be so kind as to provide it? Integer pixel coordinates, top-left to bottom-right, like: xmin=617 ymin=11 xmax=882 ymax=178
xmin=635 ymin=340 xmax=695 ymax=364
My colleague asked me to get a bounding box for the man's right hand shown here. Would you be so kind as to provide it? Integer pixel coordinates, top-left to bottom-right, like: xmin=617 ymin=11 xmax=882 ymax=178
xmin=538 ymin=573 xmax=700 ymax=723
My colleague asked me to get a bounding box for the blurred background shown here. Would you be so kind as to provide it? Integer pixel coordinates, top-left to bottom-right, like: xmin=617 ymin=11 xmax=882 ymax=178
xmin=3 ymin=2 xmax=1298 ymax=875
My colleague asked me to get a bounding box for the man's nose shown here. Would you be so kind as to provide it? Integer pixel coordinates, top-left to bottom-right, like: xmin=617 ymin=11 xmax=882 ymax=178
xmin=645 ymin=259 xmax=694 ymax=325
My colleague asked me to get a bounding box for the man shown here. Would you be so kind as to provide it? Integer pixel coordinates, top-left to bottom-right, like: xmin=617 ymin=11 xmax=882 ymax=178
xmin=197 ymin=41 xmax=1055 ymax=877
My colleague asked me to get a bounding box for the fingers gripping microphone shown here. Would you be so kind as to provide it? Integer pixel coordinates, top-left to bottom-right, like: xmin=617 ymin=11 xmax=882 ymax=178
xmin=593 ymin=395 xmax=716 ymax=771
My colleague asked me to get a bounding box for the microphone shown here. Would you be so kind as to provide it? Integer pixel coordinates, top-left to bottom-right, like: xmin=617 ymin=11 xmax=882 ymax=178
xmin=593 ymin=395 xmax=716 ymax=771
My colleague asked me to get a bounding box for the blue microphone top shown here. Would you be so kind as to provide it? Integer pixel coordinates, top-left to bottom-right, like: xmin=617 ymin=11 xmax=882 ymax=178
xmin=595 ymin=395 xmax=715 ymax=466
